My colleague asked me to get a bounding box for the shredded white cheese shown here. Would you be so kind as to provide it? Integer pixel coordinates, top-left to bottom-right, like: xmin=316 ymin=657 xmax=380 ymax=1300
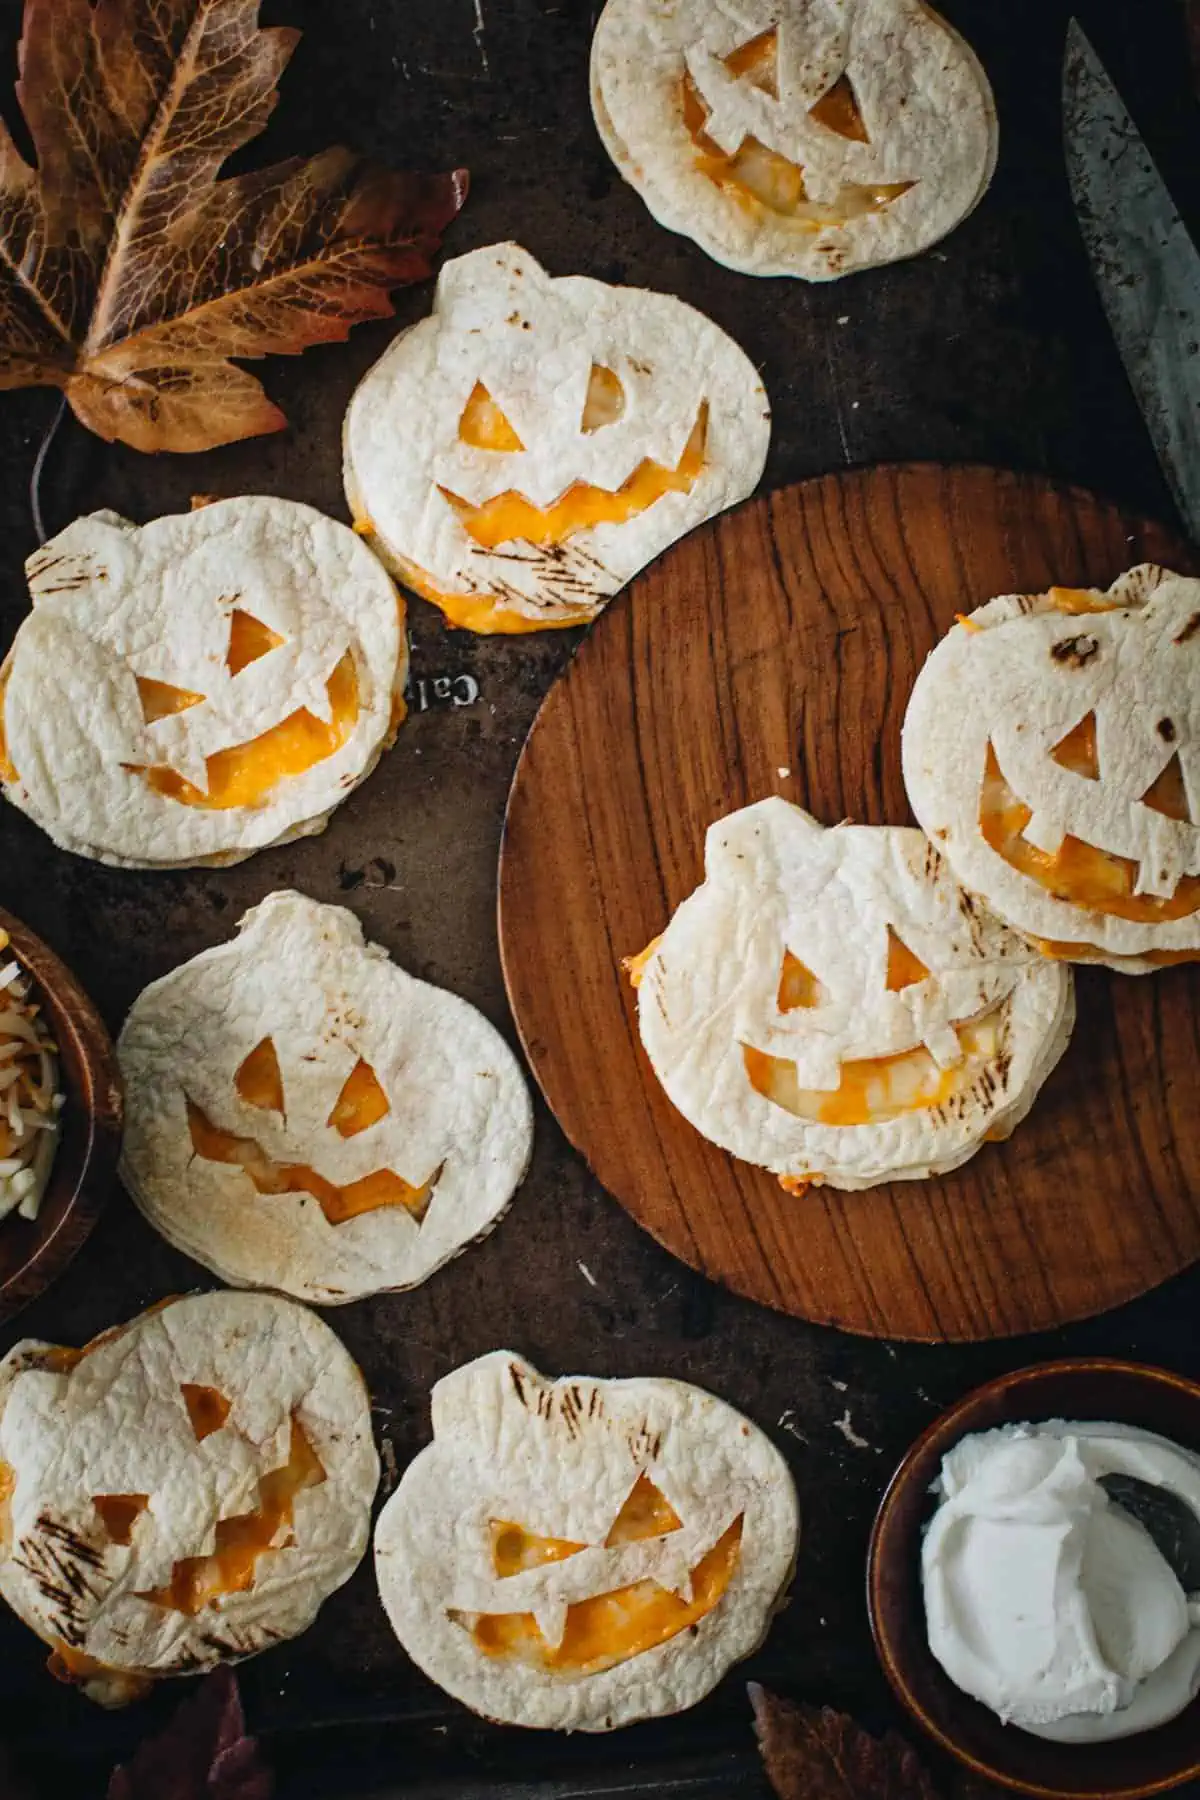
xmin=0 ymin=929 xmax=63 ymax=1225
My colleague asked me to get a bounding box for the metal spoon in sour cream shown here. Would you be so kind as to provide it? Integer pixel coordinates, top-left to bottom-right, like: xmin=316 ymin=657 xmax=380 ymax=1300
xmin=922 ymin=1421 xmax=1200 ymax=1741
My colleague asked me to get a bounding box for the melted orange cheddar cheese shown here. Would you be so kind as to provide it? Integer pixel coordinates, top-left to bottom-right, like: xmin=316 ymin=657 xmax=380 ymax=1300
xmin=327 ymin=1059 xmax=391 ymax=1138
xmin=181 ymin=1382 xmax=232 ymax=1441
xmin=744 ymin=1009 xmax=1003 ymax=1127
xmin=440 ymin=406 xmax=708 ymax=551
xmin=0 ymin=1459 xmax=14 ymax=1553
xmin=622 ymin=935 xmax=664 ymax=990
xmin=605 ymin=1472 xmax=684 ymax=1544
xmin=884 ymin=928 xmax=931 ymax=992
xmin=47 ymin=1641 xmax=153 ymax=1704
xmin=141 ymin=652 xmax=360 ymax=809
xmin=135 ymin=676 xmax=205 ymax=723
xmin=459 ymin=383 xmax=525 ymax=453
xmin=138 ymin=1417 xmax=325 ymax=1616
xmin=809 ymin=74 xmax=870 ymax=142
xmin=0 ymin=666 xmax=16 ymax=784
xmin=92 ymin=1494 xmax=149 ymax=1545
xmin=1032 ymin=938 xmax=1200 ymax=968
xmin=226 ymin=608 xmax=285 ymax=675
xmin=360 ymin=532 xmax=586 ymax=635
xmin=1046 ymin=587 xmax=1124 ymax=615
xmin=777 ymin=951 xmax=823 ymax=1010
xmin=681 ymin=75 xmax=912 ymax=225
xmin=490 ymin=1521 xmax=587 ymax=1576
xmin=235 ymin=1036 xmax=285 ymax=1113
xmin=979 ymin=744 xmax=1200 ymax=923
xmin=778 ymin=1172 xmax=823 ymax=1196
xmin=186 ymin=1099 xmax=433 ymax=1226
xmin=468 ymin=1515 xmax=744 ymax=1675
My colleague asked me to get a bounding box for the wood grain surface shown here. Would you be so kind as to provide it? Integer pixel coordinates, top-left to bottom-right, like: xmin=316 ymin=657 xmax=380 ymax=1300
xmin=499 ymin=464 xmax=1200 ymax=1343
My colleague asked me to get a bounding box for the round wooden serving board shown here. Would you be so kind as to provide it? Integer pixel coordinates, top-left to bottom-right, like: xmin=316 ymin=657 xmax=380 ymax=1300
xmin=498 ymin=465 xmax=1200 ymax=1342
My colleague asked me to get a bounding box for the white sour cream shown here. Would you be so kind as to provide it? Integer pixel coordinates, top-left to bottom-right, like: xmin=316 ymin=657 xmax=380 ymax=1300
xmin=922 ymin=1420 xmax=1200 ymax=1741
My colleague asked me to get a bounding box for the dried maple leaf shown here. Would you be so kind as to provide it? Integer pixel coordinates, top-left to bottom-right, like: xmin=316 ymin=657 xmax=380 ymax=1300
xmin=750 ymin=1684 xmax=943 ymax=1800
xmin=0 ymin=0 xmax=466 ymax=452
xmin=107 ymin=1667 xmax=273 ymax=1800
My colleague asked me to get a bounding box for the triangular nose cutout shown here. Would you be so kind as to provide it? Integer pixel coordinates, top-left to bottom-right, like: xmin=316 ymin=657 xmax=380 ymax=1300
xmin=886 ymin=927 xmax=931 ymax=991
xmin=809 ymin=72 xmax=870 ymax=141
xmin=235 ymin=1037 xmax=284 ymax=1114
xmin=723 ymin=26 xmax=779 ymax=98
xmin=1140 ymin=752 xmax=1193 ymax=823
xmin=1051 ymin=712 xmax=1100 ymax=780
xmin=458 ymin=382 xmax=525 ymax=452
xmin=227 ymin=608 xmax=285 ymax=676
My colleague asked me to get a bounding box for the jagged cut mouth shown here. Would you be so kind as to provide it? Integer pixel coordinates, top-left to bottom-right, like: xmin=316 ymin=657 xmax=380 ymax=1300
xmin=185 ymin=1099 xmax=435 ymax=1225
xmin=439 ymin=406 xmax=708 ymax=550
xmin=979 ymin=743 xmax=1200 ymax=923
xmin=450 ymin=1516 xmax=744 ymax=1676
xmin=743 ymin=1003 xmax=1008 ymax=1126
xmin=133 ymin=653 xmax=360 ymax=810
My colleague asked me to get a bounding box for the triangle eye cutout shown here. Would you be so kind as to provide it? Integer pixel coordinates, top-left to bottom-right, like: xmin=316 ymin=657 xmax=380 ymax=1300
xmin=93 ymin=1494 xmax=149 ymax=1545
xmin=180 ymin=1383 xmax=232 ymax=1441
xmin=809 ymin=72 xmax=870 ymax=142
xmin=1051 ymin=711 xmax=1100 ymax=781
xmin=136 ymin=675 xmax=206 ymax=724
xmin=226 ymin=607 xmax=285 ymax=676
xmin=777 ymin=950 xmax=824 ymax=1011
xmin=1140 ymin=752 xmax=1193 ymax=824
xmin=581 ymin=363 xmax=626 ymax=433
xmin=490 ymin=1520 xmax=586 ymax=1576
xmin=235 ymin=1037 xmax=285 ymax=1115
xmin=885 ymin=927 xmax=931 ymax=992
xmin=723 ymin=26 xmax=779 ymax=99
xmin=604 ymin=1473 xmax=683 ymax=1546
xmin=459 ymin=382 xmax=525 ymax=452
xmin=327 ymin=1058 xmax=391 ymax=1138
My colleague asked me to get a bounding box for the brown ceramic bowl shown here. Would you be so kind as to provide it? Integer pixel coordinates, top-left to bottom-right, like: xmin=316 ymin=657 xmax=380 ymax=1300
xmin=0 ymin=906 xmax=122 ymax=1324
xmin=868 ymin=1358 xmax=1200 ymax=1799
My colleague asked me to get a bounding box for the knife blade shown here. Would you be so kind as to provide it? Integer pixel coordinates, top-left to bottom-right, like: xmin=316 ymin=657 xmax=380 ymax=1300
xmin=1063 ymin=18 xmax=1200 ymax=540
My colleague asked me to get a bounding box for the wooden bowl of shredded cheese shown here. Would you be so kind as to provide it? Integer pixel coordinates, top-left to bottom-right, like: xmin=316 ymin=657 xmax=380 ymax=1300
xmin=0 ymin=907 xmax=122 ymax=1322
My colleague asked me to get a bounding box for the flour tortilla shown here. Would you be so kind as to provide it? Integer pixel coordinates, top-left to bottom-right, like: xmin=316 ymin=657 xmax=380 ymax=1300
xmin=375 ymin=1351 xmax=799 ymax=1729
xmin=119 ymin=892 xmax=533 ymax=1305
xmin=901 ymin=566 xmax=1200 ymax=968
xmin=637 ymin=799 xmax=1074 ymax=1188
xmin=590 ymin=0 xmax=997 ymax=280
xmin=0 ymin=499 xmax=406 ymax=868
xmin=0 ymin=1291 xmax=378 ymax=1705
xmin=343 ymin=243 xmax=770 ymax=627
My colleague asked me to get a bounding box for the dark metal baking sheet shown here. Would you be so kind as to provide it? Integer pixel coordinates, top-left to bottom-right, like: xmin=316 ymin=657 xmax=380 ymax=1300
xmin=0 ymin=0 xmax=1198 ymax=1792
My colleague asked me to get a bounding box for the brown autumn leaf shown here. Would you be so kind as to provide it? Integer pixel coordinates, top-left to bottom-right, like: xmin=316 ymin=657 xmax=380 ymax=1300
xmin=750 ymin=1684 xmax=943 ymax=1800
xmin=0 ymin=0 xmax=466 ymax=452
xmin=107 ymin=1666 xmax=273 ymax=1800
